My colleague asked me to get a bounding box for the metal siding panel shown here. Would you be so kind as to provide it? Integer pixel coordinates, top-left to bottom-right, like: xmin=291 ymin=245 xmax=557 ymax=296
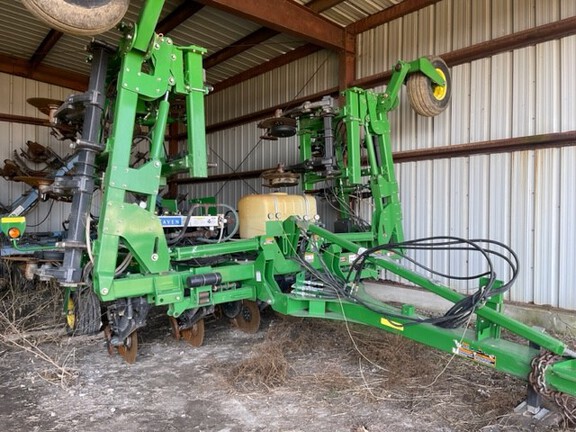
xmin=491 ymin=0 xmax=512 ymax=38
xmin=533 ymin=149 xmax=561 ymax=306
xmin=558 ymin=147 xmax=576 ymax=309
xmin=488 ymin=153 xmax=511 ymax=285
xmin=512 ymin=47 xmax=536 ymax=137
xmin=490 ymin=53 xmax=512 ymax=140
xmin=535 ymin=41 xmax=561 ymax=134
xmin=467 ymin=155 xmax=490 ymax=294
xmin=448 ymin=157 xmax=470 ymax=293
xmin=471 ymin=0 xmax=492 ymax=44
xmin=535 ymin=0 xmax=560 ymax=24
xmin=469 ymin=59 xmax=491 ymax=142
xmin=434 ymin=0 xmax=452 ymax=54
xmin=414 ymin=160 xmax=432 ymax=270
xmin=562 ymin=0 xmax=576 ymax=16
xmin=452 ymin=0 xmax=472 ymax=50
xmin=513 ymin=0 xmax=536 ymax=31
xmin=431 ymin=159 xmax=451 ymax=284
xmin=560 ymin=35 xmax=576 ymax=131
xmin=509 ymin=151 xmax=535 ymax=304
xmin=449 ymin=64 xmax=471 ymax=144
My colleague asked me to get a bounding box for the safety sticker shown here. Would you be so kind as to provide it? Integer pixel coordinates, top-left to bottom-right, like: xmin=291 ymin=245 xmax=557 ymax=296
xmin=453 ymin=341 xmax=496 ymax=367
xmin=380 ymin=317 xmax=404 ymax=331
xmin=304 ymin=253 xmax=315 ymax=263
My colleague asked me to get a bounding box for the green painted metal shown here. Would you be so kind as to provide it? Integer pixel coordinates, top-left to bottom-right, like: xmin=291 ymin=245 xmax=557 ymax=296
xmin=0 ymin=216 xmax=26 ymax=238
xmin=10 ymin=0 xmax=576 ymax=405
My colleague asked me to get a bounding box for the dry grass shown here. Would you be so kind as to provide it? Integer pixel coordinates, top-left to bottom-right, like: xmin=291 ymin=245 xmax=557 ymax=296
xmin=219 ymin=314 xmax=538 ymax=430
xmin=0 ymin=261 xmax=78 ymax=387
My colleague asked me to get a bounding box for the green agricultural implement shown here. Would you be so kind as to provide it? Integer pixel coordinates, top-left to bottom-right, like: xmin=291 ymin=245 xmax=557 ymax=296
xmin=3 ymin=0 xmax=576 ymax=424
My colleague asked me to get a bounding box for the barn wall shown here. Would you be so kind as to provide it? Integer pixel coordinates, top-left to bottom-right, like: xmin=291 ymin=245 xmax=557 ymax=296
xmin=356 ymin=0 xmax=576 ymax=308
xmin=192 ymin=0 xmax=576 ymax=310
xmin=0 ymin=72 xmax=80 ymax=233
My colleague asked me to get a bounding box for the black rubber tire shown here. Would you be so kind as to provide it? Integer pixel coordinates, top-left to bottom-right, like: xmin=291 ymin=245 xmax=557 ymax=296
xmin=21 ymin=0 xmax=129 ymax=36
xmin=407 ymin=56 xmax=451 ymax=117
xmin=66 ymin=288 xmax=102 ymax=336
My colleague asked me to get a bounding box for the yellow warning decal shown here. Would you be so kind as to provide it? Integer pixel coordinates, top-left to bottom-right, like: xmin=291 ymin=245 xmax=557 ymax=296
xmin=453 ymin=341 xmax=496 ymax=367
xmin=380 ymin=317 xmax=404 ymax=331
xmin=1 ymin=216 xmax=25 ymax=223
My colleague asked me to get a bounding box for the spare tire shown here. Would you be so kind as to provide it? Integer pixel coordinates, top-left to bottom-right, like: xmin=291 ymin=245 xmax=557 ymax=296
xmin=407 ymin=56 xmax=451 ymax=117
xmin=21 ymin=0 xmax=130 ymax=36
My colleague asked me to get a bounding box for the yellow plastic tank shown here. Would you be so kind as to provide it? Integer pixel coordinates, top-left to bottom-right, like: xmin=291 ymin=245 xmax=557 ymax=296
xmin=238 ymin=193 xmax=317 ymax=238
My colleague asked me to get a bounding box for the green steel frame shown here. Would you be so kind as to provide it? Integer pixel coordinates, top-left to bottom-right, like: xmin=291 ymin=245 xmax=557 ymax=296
xmin=2 ymin=0 xmax=576 ymax=408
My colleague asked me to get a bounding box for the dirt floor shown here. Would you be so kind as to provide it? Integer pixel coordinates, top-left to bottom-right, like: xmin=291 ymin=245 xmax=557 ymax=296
xmin=0 ymin=270 xmax=573 ymax=432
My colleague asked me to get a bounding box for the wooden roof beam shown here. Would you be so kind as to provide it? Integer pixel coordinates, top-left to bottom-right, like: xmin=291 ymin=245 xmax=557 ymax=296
xmin=156 ymin=1 xmax=205 ymax=34
xmin=348 ymin=0 xmax=442 ymax=34
xmin=195 ymin=0 xmax=345 ymax=51
xmin=204 ymin=27 xmax=280 ymax=69
xmin=0 ymin=53 xmax=88 ymax=91
xmin=28 ymin=29 xmax=63 ymax=70
xmin=306 ymin=0 xmax=347 ymax=13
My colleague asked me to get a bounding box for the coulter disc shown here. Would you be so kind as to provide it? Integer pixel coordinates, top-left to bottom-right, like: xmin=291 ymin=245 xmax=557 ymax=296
xmin=168 ymin=316 xmax=181 ymax=341
xmin=103 ymin=325 xmax=115 ymax=356
xmin=233 ymin=300 xmax=261 ymax=334
xmin=181 ymin=319 xmax=205 ymax=347
xmin=117 ymin=331 xmax=138 ymax=364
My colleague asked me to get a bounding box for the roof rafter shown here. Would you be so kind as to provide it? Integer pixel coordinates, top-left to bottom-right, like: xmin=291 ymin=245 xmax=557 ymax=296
xmin=156 ymin=1 xmax=205 ymax=34
xmin=203 ymin=0 xmax=344 ymax=71
xmin=204 ymin=27 xmax=280 ymax=69
xmin=306 ymin=0 xmax=347 ymax=13
xmin=195 ymin=0 xmax=345 ymax=51
xmin=348 ymin=0 xmax=442 ymax=34
xmin=0 ymin=53 xmax=87 ymax=91
xmin=28 ymin=29 xmax=63 ymax=70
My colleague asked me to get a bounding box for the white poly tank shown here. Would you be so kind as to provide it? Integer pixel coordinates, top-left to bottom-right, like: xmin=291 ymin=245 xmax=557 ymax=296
xmin=237 ymin=193 xmax=317 ymax=239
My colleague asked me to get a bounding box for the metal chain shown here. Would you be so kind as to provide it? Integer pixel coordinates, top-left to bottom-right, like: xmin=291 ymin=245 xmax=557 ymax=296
xmin=529 ymin=351 xmax=576 ymax=425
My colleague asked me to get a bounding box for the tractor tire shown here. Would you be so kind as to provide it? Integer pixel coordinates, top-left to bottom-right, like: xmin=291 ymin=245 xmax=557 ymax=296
xmin=65 ymin=288 xmax=102 ymax=336
xmin=407 ymin=56 xmax=451 ymax=117
xmin=21 ymin=0 xmax=129 ymax=36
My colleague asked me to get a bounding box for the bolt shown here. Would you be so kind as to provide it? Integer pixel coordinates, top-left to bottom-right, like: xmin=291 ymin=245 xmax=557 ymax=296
xmin=123 ymin=83 xmax=128 ymax=87
xmin=101 ymin=288 xmax=109 ymax=296
xmin=171 ymin=54 xmax=176 ymax=61
xmin=135 ymin=87 xmax=139 ymax=92
xmin=151 ymin=253 xmax=159 ymax=262
xmin=154 ymin=161 xmax=160 ymax=167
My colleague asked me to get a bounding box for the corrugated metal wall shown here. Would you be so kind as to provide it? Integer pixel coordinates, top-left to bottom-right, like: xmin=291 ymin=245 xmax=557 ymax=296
xmin=192 ymin=0 xmax=576 ymax=309
xmin=356 ymin=0 xmax=576 ymax=308
xmin=0 ymin=73 xmax=79 ymax=233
